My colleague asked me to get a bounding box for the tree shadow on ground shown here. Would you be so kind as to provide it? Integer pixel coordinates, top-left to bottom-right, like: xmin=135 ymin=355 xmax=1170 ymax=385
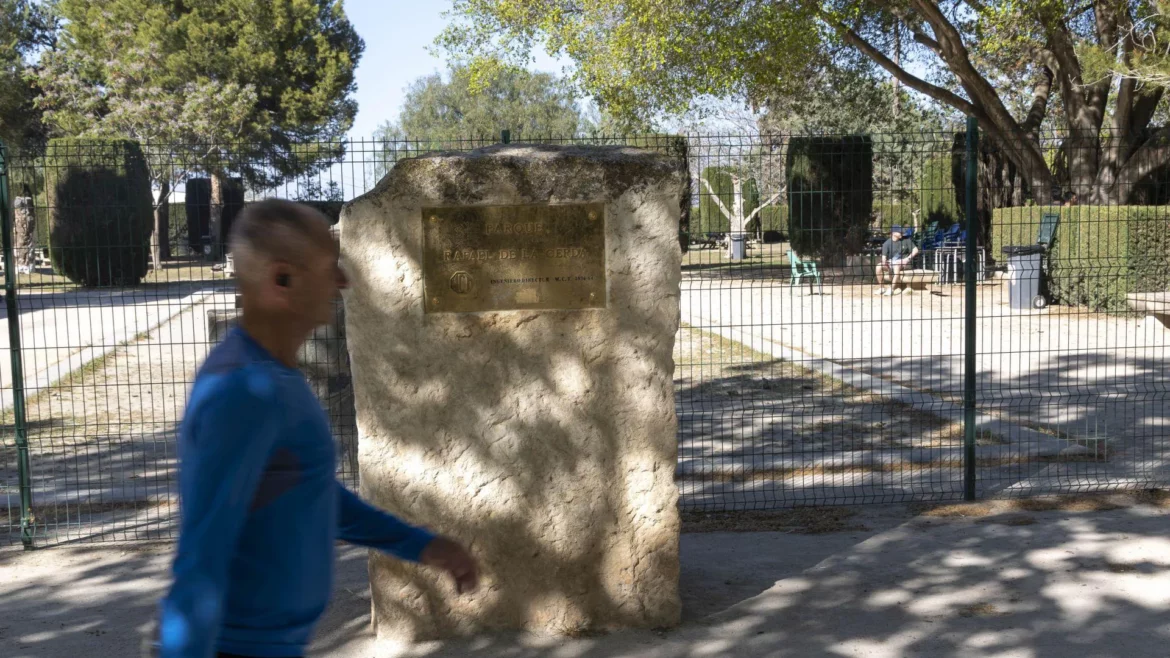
xmin=834 ymin=350 xmax=1170 ymax=496
xmin=315 ymin=501 xmax=1170 ymax=657
xmin=7 ymin=501 xmax=1170 ymax=657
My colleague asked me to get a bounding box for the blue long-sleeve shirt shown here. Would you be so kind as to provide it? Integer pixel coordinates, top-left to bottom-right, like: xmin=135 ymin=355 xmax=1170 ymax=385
xmin=158 ymin=327 xmax=435 ymax=658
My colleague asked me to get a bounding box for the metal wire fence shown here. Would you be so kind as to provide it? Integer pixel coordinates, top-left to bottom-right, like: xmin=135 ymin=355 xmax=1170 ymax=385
xmin=2 ymin=123 xmax=1167 ymax=547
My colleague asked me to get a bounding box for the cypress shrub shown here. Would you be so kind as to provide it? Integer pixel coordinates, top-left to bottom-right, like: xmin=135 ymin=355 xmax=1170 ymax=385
xmin=756 ymin=205 xmax=788 ymax=237
xmin=871 ymin=201 xmax=914 ymax=232
xmin=185 ymin=177 xmax=245 ymax=255
xmin=919 ymin=156 xmax=961 ymax=226
xmin=45 ymin=138 xmax=154 ymax=286
xmin=167 ymin=202 xmax=188 ymax=255
xmin=787 ymin=136 xmax=874 ymax=260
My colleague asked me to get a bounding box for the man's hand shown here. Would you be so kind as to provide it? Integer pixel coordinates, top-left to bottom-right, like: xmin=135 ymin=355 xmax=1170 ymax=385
xmin=420 ymin=536 xmax=479 ymax=594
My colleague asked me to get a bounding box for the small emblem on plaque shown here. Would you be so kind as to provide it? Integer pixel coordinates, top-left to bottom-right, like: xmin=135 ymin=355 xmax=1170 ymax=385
xmin=450 ymin=271 xmax=473 ymax=295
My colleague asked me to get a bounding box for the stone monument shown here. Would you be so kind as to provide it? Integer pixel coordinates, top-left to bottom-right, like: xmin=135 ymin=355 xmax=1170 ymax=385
xmin=339 ymin=145 xmax=684 ymax=641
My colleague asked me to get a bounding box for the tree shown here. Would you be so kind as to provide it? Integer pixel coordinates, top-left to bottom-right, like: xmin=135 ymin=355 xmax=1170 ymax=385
xmin=443 ymin=0 xmax=1170 ymax=206
xmin=40 ymin=0 xmax=364 ymax=260
xmin=0 ymin=0 xmax=56 ymax=196
xmin=37 ymin=24 xmax=257 ymax=269
xmin=370 ymin=64 xmax=582 ymax=183
xmin=698 ymin=167 xmax=783 ymax=255
xmin=0 ymin=0 xmax=54 ymax=144
xmin=376 ymin=64 xmax=582 ymax=141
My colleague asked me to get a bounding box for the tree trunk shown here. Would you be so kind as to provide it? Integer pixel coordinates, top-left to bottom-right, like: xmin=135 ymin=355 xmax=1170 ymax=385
xmin=727 ymin=176 xmax=745 ymax=258
xmin=209 ymin=172 xmax=225 ymax=261
xmin=159 ymin=195 xmax=171 ymax=261
xmin=953 ymin=133 xmax=1028 ymax=255
xmin=13 ymin=197 xmax=35 ymax=272
xmin=151 ymin=180 xmax=170 ymax=271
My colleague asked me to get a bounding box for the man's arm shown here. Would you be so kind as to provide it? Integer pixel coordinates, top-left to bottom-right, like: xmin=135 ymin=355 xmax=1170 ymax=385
xmin=159 ymin=377 xmax=281 ymax=658
xmin=336 ymin=482 xmax=435 ymax=561
xmin=336 ymin=485 xmax=479 ymax=593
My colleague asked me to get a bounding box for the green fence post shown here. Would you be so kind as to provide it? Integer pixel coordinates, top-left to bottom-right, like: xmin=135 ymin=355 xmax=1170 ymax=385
xmin=964 ymin=117 xmax=979 ymax=502
xmin=0 ymin=142 xmax=33 ymax=547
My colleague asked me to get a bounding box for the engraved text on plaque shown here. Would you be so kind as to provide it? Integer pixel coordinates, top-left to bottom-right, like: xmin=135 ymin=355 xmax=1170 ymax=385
xmin=422 ymin=203 xmax=606 ymax=313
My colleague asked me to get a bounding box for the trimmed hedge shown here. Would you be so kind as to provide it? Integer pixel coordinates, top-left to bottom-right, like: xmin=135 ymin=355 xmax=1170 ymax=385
xmin=185 ymin=177 xmax=245 ymax=254
xmin=692 ymin=203 xmax=788 ymax=237
xmin=919 ymin=155 xmax=962 ymax=226
xmin=871 ymin=201 xmax=915 ymax=232
xmin=166 ymin=202 xmax=190 ymax=255
xmin=698 ymin=166 xmax=759 ymax=231
xmin=787 ymin=136 xmax=874 ymax=260
xmin=991 ymin=206 xmax=1170 ymax=312
xmin=45 ymin=138 xmax=154 ymax=286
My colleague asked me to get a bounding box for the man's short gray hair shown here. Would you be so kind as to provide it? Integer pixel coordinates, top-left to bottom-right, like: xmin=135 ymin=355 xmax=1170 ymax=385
xmin=229 ymin=199 xmax=332 ymax=287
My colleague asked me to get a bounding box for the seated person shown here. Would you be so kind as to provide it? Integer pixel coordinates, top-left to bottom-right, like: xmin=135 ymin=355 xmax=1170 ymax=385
xmin=875 ymin=229 xmax=919 ymax=296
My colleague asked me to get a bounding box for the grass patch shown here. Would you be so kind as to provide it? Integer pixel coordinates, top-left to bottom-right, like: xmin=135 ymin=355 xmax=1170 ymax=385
xmin=913 ymin=493 xmax=1136 ymax=519
xmin=681 ymin=506 xmax=864 ymax=534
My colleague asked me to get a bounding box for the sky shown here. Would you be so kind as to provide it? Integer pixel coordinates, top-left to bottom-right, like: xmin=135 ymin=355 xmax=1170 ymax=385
xmin=345 ymin=1 xmax=570 ymax=140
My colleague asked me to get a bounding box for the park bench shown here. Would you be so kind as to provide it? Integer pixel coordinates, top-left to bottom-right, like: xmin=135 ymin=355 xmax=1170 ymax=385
xmin=898 ymin=270 xmax=933 ymax=293
xmin=1128 ymin=292 xmax=1170 ymax=329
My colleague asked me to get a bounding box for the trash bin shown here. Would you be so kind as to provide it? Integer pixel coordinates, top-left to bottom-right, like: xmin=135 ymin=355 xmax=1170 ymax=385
xmin=729 ymin=233 xmax=746 ymax=261
xmin=1001 ymin=245 xmax=1046 ymax=310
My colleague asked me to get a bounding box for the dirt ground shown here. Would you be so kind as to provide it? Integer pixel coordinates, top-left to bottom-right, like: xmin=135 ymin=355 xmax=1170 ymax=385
xmin=7 ymin=493 xmax=1170 ymax=657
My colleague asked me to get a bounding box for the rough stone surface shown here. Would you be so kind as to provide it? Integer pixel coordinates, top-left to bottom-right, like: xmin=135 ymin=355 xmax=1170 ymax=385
xmin=340 ymin=145 xmax=684 ymax=641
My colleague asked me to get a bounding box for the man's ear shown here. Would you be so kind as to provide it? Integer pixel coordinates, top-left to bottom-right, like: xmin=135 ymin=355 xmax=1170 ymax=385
xmin=270 ymin=261 xmax=294 ymax=290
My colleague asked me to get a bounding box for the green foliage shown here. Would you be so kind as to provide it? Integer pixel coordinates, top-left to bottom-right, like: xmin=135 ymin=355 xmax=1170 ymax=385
xmin=41 ymin=0 xmax=364 ymax=187
xmin=0 ymin=0 xmax=54 ymax=151
xmin=871 ymin=201 xmax=915 ymax=232
xmin=991 ymin=206 xmax=1170 ymax=312
xmin=698 ymin=166 xmax=759 ymax=231
xmin=184 ymin=178 xmax=245 ymax=252
xmin=167 ymin=202 xmax=188 ymax=253
xmin=919 ymin=156 xmax=962 ymax=227
xmin=440 ymin=0 xmax=822 ymax=125
xmin=756 ymin=205 xmax=788 ymax=236
xmin=375 ymin=64 xmax=582 ymax=142
xmin=787 ymin=136 xmax=874 ymax=260
xmin=45 ymin=138 xmax=154 ymax=286
xmin=442 ymin=0 xmax=1170 ymax=209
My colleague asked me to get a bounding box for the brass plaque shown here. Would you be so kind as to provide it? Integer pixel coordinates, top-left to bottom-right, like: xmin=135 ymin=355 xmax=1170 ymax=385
xmin=422 ymin=203 xmax=606 ymax=314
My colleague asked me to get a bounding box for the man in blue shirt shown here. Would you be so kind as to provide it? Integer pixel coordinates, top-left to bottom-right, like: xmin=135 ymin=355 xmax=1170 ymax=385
xmin=156 ymin=200 xmax=478 ymax=658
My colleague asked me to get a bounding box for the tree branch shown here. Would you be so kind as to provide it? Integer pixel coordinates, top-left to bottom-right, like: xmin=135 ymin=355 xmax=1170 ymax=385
xmin=912 ymin=31 xmax=942 ymax=56
xmin=1114 ymin=125 xmax=1170 ymax=196
xmin=908 ymin=0 xmax=1029 ymax=130
xmin=1021 ymin=66 xmax=1054 ymax=134
xmin=842 ymin=29 xmax=976 ymax=116
xmin=1130 ymin=86 xmax=1164 ymax=133
xmin=1094 ymin=0 xmax=1121 ymax=52
xmin=698 ymin=176 xmax=734 ymax=222
xmin=744 ymin=188 xmax=786 ymax=224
